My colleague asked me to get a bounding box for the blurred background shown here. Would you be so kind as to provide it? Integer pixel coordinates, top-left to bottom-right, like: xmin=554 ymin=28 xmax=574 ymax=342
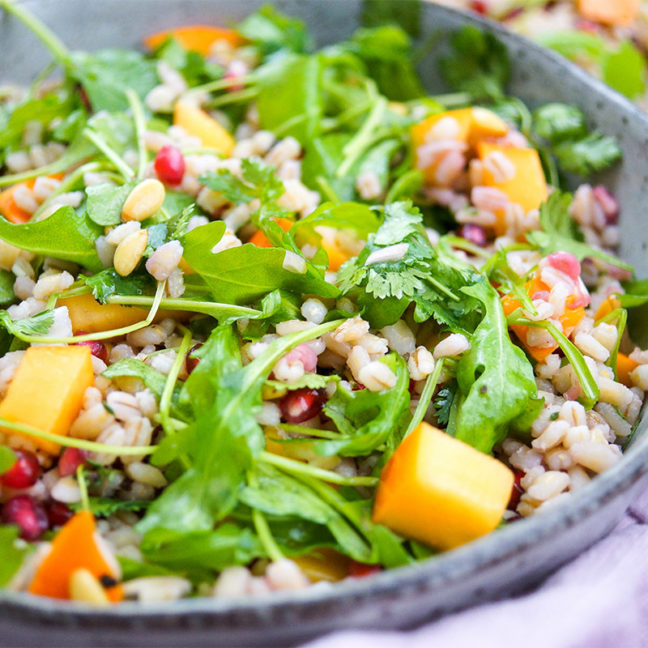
xmin=431 ymin=0 xmax=648 ymax=108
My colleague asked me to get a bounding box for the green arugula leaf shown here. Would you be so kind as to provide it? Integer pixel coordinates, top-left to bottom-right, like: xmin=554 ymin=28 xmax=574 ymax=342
xmin=315 ymin=353 xmax=410 ymax=457
xmin=439 ymin=26 xmax=510 ymax=101
xmin=70 ymin=49 xmax=158 ymax=112
xmin=454 ymin=280 xmax=537 ymax=453
xmin=537 ymin=30 xmax=606 ymax=61
xmin=153 ymin=37 xmax=224 ymax=87
xmin=0 ymin=205 xmax=102 ymax=271
xmin=361 ymin=0 xmax=422 ymax=37
xmin=237 ymin=5 xmax=312 ymax=55
xmin=102 ymin=359 xmax=170 ymax=400
xmin=292 ymin=201 xmax=380 ymax=243
xmin=0 ymin=270 xmax=16 ymax=306
xmin=527 ymin=191 xmax=632 ymax=271
xmin=0 ymin=526 xmax=31 ymax=587
xmin=0 ymin=445 xmax=17 ymax=474
xmin=601 ymin=41 xmax=646 ymax=99
xmin=85 ymin=182 xmax=134 ymax=226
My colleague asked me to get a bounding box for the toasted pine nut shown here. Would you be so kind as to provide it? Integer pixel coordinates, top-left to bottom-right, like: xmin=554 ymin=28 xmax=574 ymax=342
xmin=114 ymin=229 xmax=148 ymax=276
xmin=122 ymin=179 xmax=165 ymax=222
xmin=69 ymin=568 xmax=110 ymax=606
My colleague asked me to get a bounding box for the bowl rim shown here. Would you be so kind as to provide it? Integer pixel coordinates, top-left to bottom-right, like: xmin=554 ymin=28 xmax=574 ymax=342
xmin=1 ymin=0 xmax=648 ymax=622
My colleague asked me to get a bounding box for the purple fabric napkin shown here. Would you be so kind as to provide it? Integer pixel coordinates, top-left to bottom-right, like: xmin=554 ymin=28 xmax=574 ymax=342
xmin=303 ymin=489 xmax=648 ymax=648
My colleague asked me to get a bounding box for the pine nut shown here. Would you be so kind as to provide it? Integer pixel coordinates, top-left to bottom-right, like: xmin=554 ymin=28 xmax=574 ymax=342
xmin=69 ymin=568 xmax=110 ymax=606
xmin=122 ymin=179 xmax=165 ymax=222
xmin=114 ymin=229 xmax=148 ymax=276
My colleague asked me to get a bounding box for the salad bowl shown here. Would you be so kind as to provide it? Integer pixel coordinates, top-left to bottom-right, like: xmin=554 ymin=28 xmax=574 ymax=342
xmin=1 ymin=0 xmax=648 ymax=646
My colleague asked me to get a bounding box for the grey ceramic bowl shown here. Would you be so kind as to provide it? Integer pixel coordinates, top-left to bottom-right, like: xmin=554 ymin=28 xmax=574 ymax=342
xmin=1 ymin=1 xmax=648 ymax=646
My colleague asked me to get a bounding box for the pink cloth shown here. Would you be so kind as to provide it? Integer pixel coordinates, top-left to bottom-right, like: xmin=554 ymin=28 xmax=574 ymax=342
xmin=303 ymin=490 xmax=648 ymax=648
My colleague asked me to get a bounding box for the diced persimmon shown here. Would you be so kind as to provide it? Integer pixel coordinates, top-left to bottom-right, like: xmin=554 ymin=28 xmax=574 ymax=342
xmin=248 ymin=217 xmax=293 ymax=248
xmin=315 ymin=226 xmax=361 ymax=272
xmin=616 ymin=352 xmax=638 ymax=387
xmin=578 ymin=0 xmax=639 ymax=26
xmin=594 ymin=294 xmax=621 ymax=321
xmin=477 ymin=142 xmax=548 ymax=235
xmin=373 ymin=422 xmax=513 ymax=550
xmin=0 ymin=175 xmax=64 ymax=224
xmin=173 ymin=101 xmax=235 ymax=156
xmin=502 ymin=277 xmax=585 ymax=362
xmin=469 ymin=107 xmax=509 ymax=143
xmin=292 ymin=549 xmax=350 ymax=583
xmin=144 ymin=25 xmax=242 ymax=55
xmin=411 ymin=108 xmax=474 ymax=148
xmin=0 ymin=346 xmax=93 ymax=454
xmin=29 ymin=512 xmax=123 ymax=601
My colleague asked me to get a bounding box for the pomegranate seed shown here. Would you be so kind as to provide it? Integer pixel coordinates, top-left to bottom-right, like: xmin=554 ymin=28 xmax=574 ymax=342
xmin=458 ymin=224 xmax=487 ymax=248
xmin=546 ymin=251 xmax=581 ymax=281
xmin=502 ymin=7 xmax=523 ymax=21
xmin=592 ymin=185 xmax=619 ymax=224
xmin=2 ymin=495 xmax=49 ymax=541
xmin=469 ymin=0 xmax=488 ymax=14
xmin=185 ymin=343 xmax=203 ymax=375
xmin=279 ymin=388 xmax=324 ymax=423
xmin=575 ymin=18 xmax=599 ymax=33
xmin=58 ymin=447 xmax=88 ymax=477
xmin=348 ymin=561 xmax=381 ymax=578
xmin=507 ymin=470 xmax=524 ymax=511
xmin=154 ymin=146 xmax=185 ymax=185
xmin=1 ymin=450 xmax=40 ymax=489
xmin=75 ymin=339 xmax=108 ymax=364
xmin=45 ymin=500 xmax=74 ymax=527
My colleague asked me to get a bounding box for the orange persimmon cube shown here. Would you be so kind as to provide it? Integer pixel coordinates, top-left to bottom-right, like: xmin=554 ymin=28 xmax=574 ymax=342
xmin=173 ymin=101 xmax=235 ymax=156
xmin=469 ymin=107 xmax=509 ymax=143
xmin=0 ymin=175 xmax=65 ymax=224
xmin=477 ymin=142 xmax=548 ymax=215
xmin=594 ymin=294 xmax=621 ymax=321
xmin=373 ymin=422 xmax=514 ymax=550
xmin=144 ymin=25 xmax=242 ymax=55
xmin=616 ymin=352 xmax=638 ymax=387
xmin=29 ymin=511 xmax=123 ymax=601
xmin=578 ymin=0 xmax=639 ymax=26
xmin=59 ymin=293 xmax=150 ymax=334
xmin=0 ymin=346 xmax=93 ymax=454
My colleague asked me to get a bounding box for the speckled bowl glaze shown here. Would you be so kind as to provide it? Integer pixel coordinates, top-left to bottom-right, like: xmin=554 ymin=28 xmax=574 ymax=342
xmin=1 ymin=1 xmax=648 ymax=646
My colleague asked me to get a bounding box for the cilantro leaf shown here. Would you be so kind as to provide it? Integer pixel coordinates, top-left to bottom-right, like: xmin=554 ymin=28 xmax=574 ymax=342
xmin=70 ymin=497 xmax=149 ymax=517
xmin=433 ymin=382 xmax=456 ymax=427
xmin=527 ymin=191 xmax=632 ymax=271
xmin=532 ymin=103 xmax=586 ymax=143
xmin=454 ymin=280 xmax=537 ymax=453
xmin=81 ymin=269 xmax=154 ymax=303
xmin=552 ymin=132 xmax=622 ymax=176
xmin=439 ymin=26 xmax=510 ymax=101
xmin=0 ymin=309 xmax=55 ymax=338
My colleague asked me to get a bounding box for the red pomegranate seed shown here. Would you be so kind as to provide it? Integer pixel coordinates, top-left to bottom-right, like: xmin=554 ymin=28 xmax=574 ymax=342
xmin=458 ymin=224 xmax=487 ymax=248
xmin=185 ymin=343 xmax=203 ymax=375
xmin=469 ymin=0 xmax=488 ymax=14
xmin=279 ymin=388 xmax=324 ymax=423
xmin=1 ymin=449 xmax=40 ymax=489
xmin=154 ymin=145 xmax=186 ymax=185
xmin=58 ymin=447 xmax=88 ymax=477
xmin=592 ymin=185 xmax=619 ymax=224
xmin=2 ymin=495 xmax=49 ymax=541
xmin=45 ymin=500 xmax=74 ymax=528
xmin=507 ymin=470 xmax=524 ymax=511
xmin=75 ymin=339 xmax=108 ymax=364
xmin=348 ymin=561 xmax=381 ymax=578
xmin=546 ymin=251 xmax=581 ymax=281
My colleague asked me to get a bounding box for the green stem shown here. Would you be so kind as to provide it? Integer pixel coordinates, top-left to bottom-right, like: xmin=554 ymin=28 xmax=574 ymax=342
xmin=76 ymin=464 xmax=90 ymax=512
xmin=0 ymin=147 xmax=93 ymax=187
xmin=0 ymin=417 xmax=156 ymax=455
xmin=276 ymin=423 xmax=342 ymax=440
xmin=186 ymin=73 xmax=258 ymax=96
xmin=207 ymin=87 xmax=258 ymax=109
xmin=336 ymin=97 xmax=387 ymax=178
xmin=82 ymin=128 xmax=135 ymax=181
xmin=258 ymin=451 xmax=378 ymax=487
xmin=18 ymin=281 xmax=165 ymax=344
xmin=126 ymin=89 xmax=148 ymax=180
xmin=26 ymin=61 xmax=57 ymax=100
xmin=248 ymin=471 xmax=284 ymax=561
xmin=385 ymin=169 xmax=423 ymax=204
xmin=443 ymin=235 xmax=491 ymax=259
xmin=315 ymin=176 xmax=341 ymax=204
xmin=0 ymin=0 xmax=72 ymax=70
xmin=159 ymin=326 xmax=192 ymax=438
xmin=404 ymin=358 xmax=445 ymax=438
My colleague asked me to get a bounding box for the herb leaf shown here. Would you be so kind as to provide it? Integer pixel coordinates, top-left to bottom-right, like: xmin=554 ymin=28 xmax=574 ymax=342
xmin=0 ymin=526 xmax=31 ymax=587
xmin=85 ymin=182 xmax=134 ymax=226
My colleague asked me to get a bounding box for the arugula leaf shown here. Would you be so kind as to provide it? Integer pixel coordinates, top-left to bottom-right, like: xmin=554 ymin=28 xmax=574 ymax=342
xmin=537 ymin=30 xmax=606 ymax=61
xmin=141 ymin=524 xmax=261 ymax=577
xmin=70 ymin=497 xmax=149 ymax=517
xmin=454 ymin=280 xmax=537 ymax=453
xmin=0 ymin=526 xmax=31 ymax=587
xmin=153 ymin=37 xmax=224 ymax=87
xmin=70 ymin=49 xmax=158 ymax=112
xmin=257 ymin=54 xmax=323 ymax=142
xmin=532 ymin=104 xmax=586 ymax=143
xmin=361 ymin=0 xmax=422 ymax=37
xmin=553 ymin=132 xmax=622 ymax=176
xmin=182 ymin=221 xmax=339 ymax=305
xmin=315 ymin=354 xmax=410 ymax=457
xmin=0 ymin=270 xmax=16 ymax=306
xmin=439 ymin=26 xmax=510 ymax=101
xmin=0 ymin=206 xmax=102 ymax=271
xmin=237 ymin=5 xmax=312 ymax=55
xmin=601 ymin=41 xmax=646 ymax=100
xmin=292 ymin=201 xmax=380 ymax=243
xmin=103 ymin=359 xmax=170 ymax=400
xmin=527 ymin=191 xmax=632 ymax=271
xmin=85 ymin=182 xmax=134 ymax=226
xmin=118 ymin=556 xmax=175 ymax=581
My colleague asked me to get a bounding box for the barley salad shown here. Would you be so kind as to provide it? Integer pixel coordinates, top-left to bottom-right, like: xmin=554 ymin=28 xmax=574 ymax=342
xmin=0 ymin=0 xmax=647 ymax=605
